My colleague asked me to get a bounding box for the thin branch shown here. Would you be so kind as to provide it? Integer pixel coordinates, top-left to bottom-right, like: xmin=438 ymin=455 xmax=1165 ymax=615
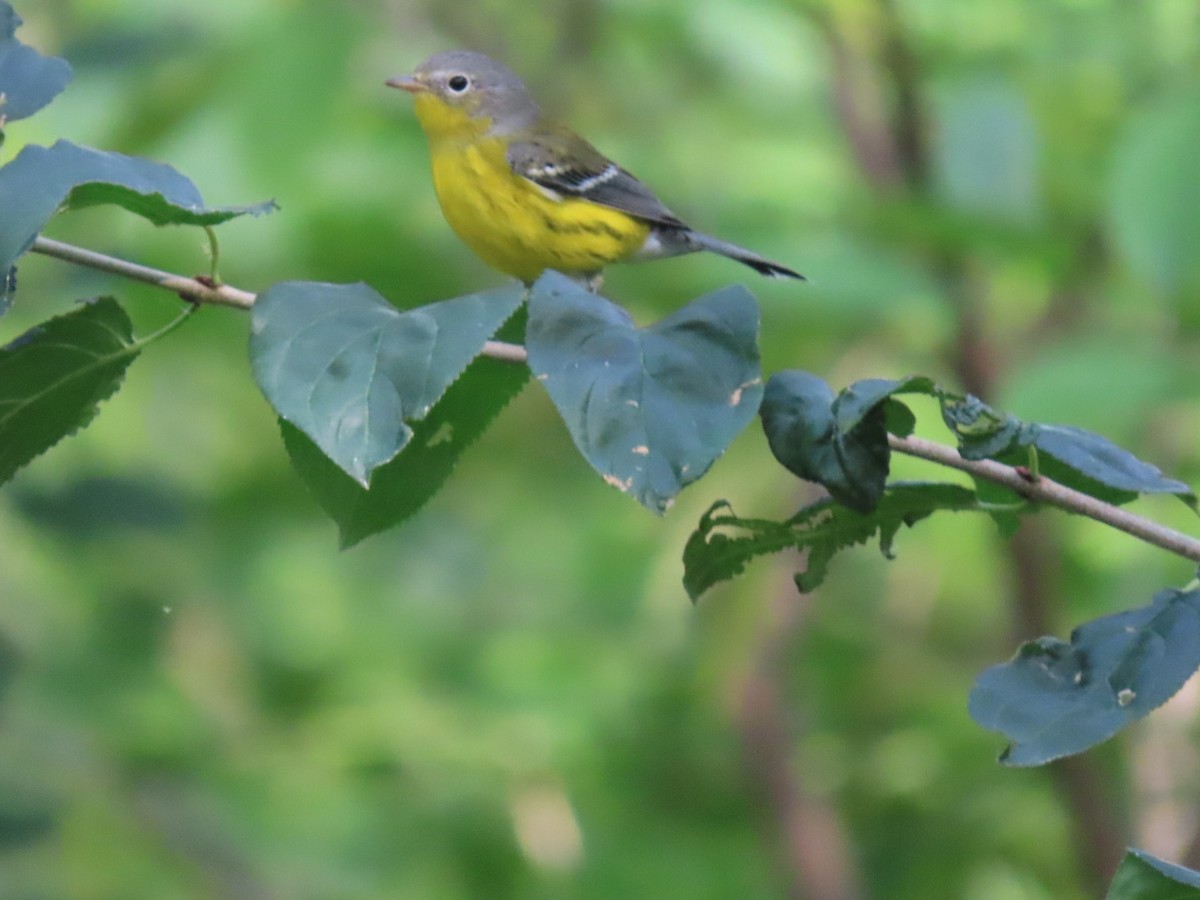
xmin=28 ymin=236 xmax=530 ymax=363
xmin=26 ymin=235 xmax=1199 ymax=562
xmin=31 ymin=236 xmax=255 ymax=309
xmin=891 ymin=433 xmax=1200 ymax=563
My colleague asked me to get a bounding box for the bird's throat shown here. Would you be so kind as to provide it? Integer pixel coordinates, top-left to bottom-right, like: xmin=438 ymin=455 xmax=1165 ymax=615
xmin=412 ymin=94 xmax=492 ymax=145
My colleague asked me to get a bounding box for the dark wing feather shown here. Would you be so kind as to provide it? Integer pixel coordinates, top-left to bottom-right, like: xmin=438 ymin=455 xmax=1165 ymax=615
xmin=507 ymin=136 xmax=686 ymax=228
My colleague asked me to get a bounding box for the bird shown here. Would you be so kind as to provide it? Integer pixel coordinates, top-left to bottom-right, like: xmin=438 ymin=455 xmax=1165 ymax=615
xmin=387 ymin=51 xmax=803 ymax=288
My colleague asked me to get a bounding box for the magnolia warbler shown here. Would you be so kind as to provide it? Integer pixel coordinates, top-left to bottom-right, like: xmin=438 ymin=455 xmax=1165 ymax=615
xmin=387 ymin=51 xmax=803 ymax=286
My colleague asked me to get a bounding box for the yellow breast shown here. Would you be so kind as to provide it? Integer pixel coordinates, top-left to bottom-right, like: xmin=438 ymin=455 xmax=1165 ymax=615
xmin=413 ymin=98 xmax=650 ymax=283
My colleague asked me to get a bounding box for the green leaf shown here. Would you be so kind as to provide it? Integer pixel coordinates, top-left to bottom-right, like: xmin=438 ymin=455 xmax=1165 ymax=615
xmin=251 ymin=281 xmax=525 ymax=487
xmin=970 ymin=588 xmax=1200 ymax=767
xmin=761 ymin=371 xmax=896 ymax=512
xmin=832 ymin=375 xmax=937 ymax=435
xmin=942 ymin=395 xmax=1195 ymax=507
xmin=0 ymin=4 xmax=72 ymax=121
xmin=1107 ymin=849 xmax=1200 ymax=899
xmin=281 ymin=310 xmax=530 ymax=548
xmin=526 ymin=272 xmax=762 ymax=514
xmin=0 ymin=297 xmax=138 ymax=485
xmin=1109 ymin=85 xmax=1200 ymax=295
xmin=941 ymin=394 xmax=1022 ymax=460
xmin=970 ymin=476 xmax=1024 ymax=539
xmin=1027 ymin=424 xmax=1195 ymax=506
xmin=0 ymin=140 xmax=275 ymax=273
xmin=682 ymin=482 xmax=979 ymax=600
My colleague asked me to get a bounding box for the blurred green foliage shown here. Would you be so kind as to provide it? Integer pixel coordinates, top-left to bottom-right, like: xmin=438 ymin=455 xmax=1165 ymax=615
xmin=3 ymin=0 xmax=1200 ymax=897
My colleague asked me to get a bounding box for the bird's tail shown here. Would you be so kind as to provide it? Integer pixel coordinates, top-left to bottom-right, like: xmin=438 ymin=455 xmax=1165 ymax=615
xmin=687 ymin=230 xmax=804 ymax=280
xmin=637 ymin=226 xmax=804 ymax=280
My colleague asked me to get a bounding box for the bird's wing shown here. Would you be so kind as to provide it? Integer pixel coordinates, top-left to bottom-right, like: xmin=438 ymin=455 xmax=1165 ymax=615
xmin=507 ymin=131 xmax=686 ymax=228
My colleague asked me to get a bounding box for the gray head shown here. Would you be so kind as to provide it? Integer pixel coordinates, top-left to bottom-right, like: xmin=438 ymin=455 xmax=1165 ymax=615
xmin=388 ymin=51 xmax=541 ymax=133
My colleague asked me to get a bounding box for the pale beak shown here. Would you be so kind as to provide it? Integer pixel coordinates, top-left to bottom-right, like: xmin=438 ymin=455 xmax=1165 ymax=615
xmin=386 ymin=75 xmax=428 ymax=94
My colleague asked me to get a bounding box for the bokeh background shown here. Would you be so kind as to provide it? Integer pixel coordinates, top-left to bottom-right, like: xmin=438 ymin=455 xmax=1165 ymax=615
xmin=4 ymin=1 xmax=1200 ymax=897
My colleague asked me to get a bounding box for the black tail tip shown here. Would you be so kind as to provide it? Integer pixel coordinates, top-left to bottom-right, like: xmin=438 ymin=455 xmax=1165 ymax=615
xmin=745 ymin=259 xmax=806 ymax=281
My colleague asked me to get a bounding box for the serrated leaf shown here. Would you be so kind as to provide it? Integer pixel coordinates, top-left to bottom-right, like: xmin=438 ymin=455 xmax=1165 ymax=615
xmin=0 ymin=297 xmax=138 ymax=485
xmin=682 ymin=482 xmax=979 ymax=600
xmin=526 ymin=271 xmax=762 ymax=514
xmin=1107 ymin=849 xmax=1200 ymax=899
xmin=252 ymin=281 xmax=525 ymax=487
xmin=0 ymin=140 xmax=275 ymax=273
xmin=0 ymin=4 xmax=72 ymax=122
xmin=281 ymin=310 xmax=530 ymax=547
xmin=970 ymin=588 xmax=1200 ymax=767
xmin=761 ymin=371 xmax=893 ymax=512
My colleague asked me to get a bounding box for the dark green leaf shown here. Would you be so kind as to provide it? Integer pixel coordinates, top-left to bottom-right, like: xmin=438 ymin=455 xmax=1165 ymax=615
xmin=942 ymin=395 xmax=1195 ymax=507
xmin=969 ymin=475 xmax=1024 ymax=538
xmin=1024 ymin=424 xmax=1195 ymax=507
xmin=970 ymin=588 xmax=1200 ymax=767
xmin=0 ymin=297 xmax=138 ymax=485
xmin=0 ymin=140 xmax=275 ymax=273
xmin=835 ymin=374 xmax=936 ymax=447
xmin=526 ymin=272 xmax=762 ymax=514
xmin=941 ymin=394 xmax=1022 ymax=460
xmin=282 ymin=310 xmax=530 ymax=547
xmin=252 ymin=281 xmax=525 ymax=487
xmin=682 ymin=482 xmax=979 ymax=600
xmin=832 ymin=375 xmax=937 ymax=434
xmin=761 ymin=371 xmax=891 ymax=512
xmin=0 ymin=4 xmax=72 ymax=121
xmin=1107 ymin=849 xmax=1200 ymax=899
xmin=883 ymin=400 xmax=917 ymax=438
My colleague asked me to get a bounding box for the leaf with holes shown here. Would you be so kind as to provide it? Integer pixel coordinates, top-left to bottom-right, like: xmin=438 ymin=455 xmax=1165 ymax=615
xmin=683 ymin=482 xmax=979 ymax=600
xmin=970 ymin=587 xmax=1200 ymax=766
xmin=526 ymin=272 xmax=762 ymax=514
xmin=0 ymin=297 xmax=139 ymax=485
xmin=251 ymin=280 xmax=525 ymax=487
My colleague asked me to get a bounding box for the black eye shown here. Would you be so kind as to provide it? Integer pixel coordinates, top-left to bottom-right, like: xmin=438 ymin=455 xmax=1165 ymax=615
xmin=447 ymin=75 xmax=469 ymax=93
